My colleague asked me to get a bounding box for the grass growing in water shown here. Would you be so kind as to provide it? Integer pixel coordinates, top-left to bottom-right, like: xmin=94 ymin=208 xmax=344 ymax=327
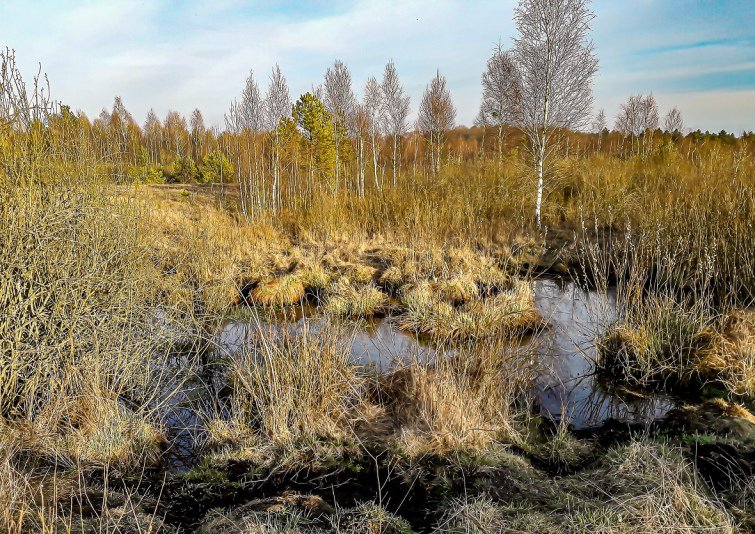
xmin=323 ymin=279 xmax=390 ymax=318
xmin=396 ymin=279 xmax=543 ymax=343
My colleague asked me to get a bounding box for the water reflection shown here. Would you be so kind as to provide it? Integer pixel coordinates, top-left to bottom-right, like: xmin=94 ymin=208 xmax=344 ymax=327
xmin=162 ymin=279 xmax=678 ymax=469
xmin=533 ymin=279 xmax=675 ymax=428
xmin=217 ymin=311 xmax=434 ymax=369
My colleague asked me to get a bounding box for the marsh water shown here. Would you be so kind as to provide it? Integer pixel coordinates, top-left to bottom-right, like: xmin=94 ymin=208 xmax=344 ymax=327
xmin=162 ymin=279 xmax=676 ymax=469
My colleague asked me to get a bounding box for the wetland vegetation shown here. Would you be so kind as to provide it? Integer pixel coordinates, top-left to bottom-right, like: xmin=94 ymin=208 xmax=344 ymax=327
xmin=1 ymin=1 xmax=755 ymax=531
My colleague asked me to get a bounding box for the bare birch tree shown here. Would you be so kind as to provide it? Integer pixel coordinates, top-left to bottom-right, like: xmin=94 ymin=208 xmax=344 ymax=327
xmin=615 ymin=94 xmax=642 ymax=156
xmin=592 ymin=108 xmax=606 ymax=150
xmin=616 ymin=93 xmax=658 ymax=158
xmin=264 ymin=65 xmax=291 ymax=210
xmin=164 ymin=110 xmax=188 ymax=158
xmin=479 ymin=44 xmax=522 ymax=161
xmin=224 ymin=98 xmax=246 ymax=214
xmin=352 ymin=101 xmax=369 ymax=197
xmin=417 ymin=70 xmax=456 ymax=174
xmin=323 ymin=60 xmax=355 ymax=192
xmin=110 ymin=96 xmax=136 ymax=168
xmin=512 ymin=0 xmax=598 ymax=228
xmin=263 ymin=65 xmax=291 ymax=130
xmin=238 ymin=70 xmax=265 ymax=211
xmin=190 ymin=108 xmax=205 ymax=160
xmin=381 ymin=60 xmax=410 ymax=186
xmin=240 ymin=70 xmax=263 ymax=131
xmin=364 ymin=76 xmax=383 ymax=192
xmin=639 ymin=93 xmax=659 ymax=158
xmin=144 ymin=108 xmax=161 ymax=165
xmin=664 ymin=107 xmax=684 ymax=134
xmin=474 ymin=110 xmax=490 ymax=158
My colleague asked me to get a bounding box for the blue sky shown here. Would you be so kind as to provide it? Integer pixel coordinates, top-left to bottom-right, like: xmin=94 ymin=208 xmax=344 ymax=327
xmin=2 ymin=0 xmax=754 ymax=133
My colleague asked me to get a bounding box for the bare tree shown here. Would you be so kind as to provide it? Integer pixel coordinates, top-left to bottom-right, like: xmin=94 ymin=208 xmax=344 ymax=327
xmin=615 ymin=94 xmax=642 ymax=156
xmin=263 ymin=65 xmax=291 ymax=130
xmin=479 ymin=44 xmax=522 ymax=161
xmin=264 ymin=65 xmax=292 ymax=210
xmin=224 ymin=99 xmax=243 ymax=134
xmin=474 ymin=109 xmax=490 ymax=158
xmin=417 ymin=70 xmax=456 ymax=174
xmin=143 ymin=108 xmax=161 ymax=164
xmin=190 ymin=108 xmax=205 ymax=160
xmin=381 ymin=60 xmax=411 ymax=186
xmin=224 ymin=98 xmax=245 ymax=212
xmin=240 ymin=69 xmax=263 ymax=131
xmin=364 ymin=76 xmax=383 ymax=192
xmin=512 ymin=0 xmax=598 ymax=228
xmin=237 ymin=70 xmax=266 ymax=212
xmin=110 ymin=96 xmax=137 ymax=167
xmin=163 ymin=110 xmax=187 ymax=158
xmin=0 ymin=48 xmax=55 ymax=132
xmin=639 ymin=93 xmax=659 ymax=157
xmin=664 ymin=107 xmax=684 ymax=134
xmin=323 ymin=59 xmax=355 ymax=191
xmin=352 ymin=101 xmax=369 ymax=197
xmin=615 ymin=93 xmax=658 ymax=158
xmin=592 ymin=108 xmax=606 ymax=133
xmin=592 ymin=108 xmax=606 ymax=149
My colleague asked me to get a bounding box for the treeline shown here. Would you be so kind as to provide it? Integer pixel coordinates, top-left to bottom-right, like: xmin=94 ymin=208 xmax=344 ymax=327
xmin=1 ymin=47 xmax=753 ymax=220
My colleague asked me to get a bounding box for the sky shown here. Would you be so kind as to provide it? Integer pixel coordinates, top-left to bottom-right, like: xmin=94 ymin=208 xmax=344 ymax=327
xmin=1 ymin=0 xmax=754 ymax=133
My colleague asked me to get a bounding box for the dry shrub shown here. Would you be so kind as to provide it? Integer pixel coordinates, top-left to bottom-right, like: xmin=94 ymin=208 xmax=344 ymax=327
xmin=0 ymin=181 xmax=185 ymax=472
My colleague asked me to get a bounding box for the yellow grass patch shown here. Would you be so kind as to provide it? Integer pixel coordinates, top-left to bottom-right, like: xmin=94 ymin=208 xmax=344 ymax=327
xmin=324 ymin=279 xmax=389 ymax=318
xmin=251 ymin=274 xmax=306 ymax=307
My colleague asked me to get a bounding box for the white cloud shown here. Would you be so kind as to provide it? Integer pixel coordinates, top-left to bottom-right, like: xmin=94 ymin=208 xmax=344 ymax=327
xmin=0 ymin=0 xmax=752 ymax=132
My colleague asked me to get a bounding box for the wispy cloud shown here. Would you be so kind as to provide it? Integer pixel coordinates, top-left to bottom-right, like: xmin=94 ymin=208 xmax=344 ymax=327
xmin=636 ymin=38 xmax=754 ymax=56
xmin=1 ymin=0 xmax=753 ymax=132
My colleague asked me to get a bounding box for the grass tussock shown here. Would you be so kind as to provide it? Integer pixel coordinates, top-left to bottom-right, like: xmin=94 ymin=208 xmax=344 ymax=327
xmin=251 ymin=274 xmax=307 ymax=307
xmin=207 ymin=323 xmax=538 ymax=460
xmin=436 ymin=440 xmax=738 ymax=533
xmin=0 ymin=435 xmax=166 ymax=533
xmin=598 ymin=292 xmax=755 ymax=398
xmin=369 ymin=347 xmax=536 ymax=456
xmin=214 ymin=324 xmax=364 ymax=450
xmin=198 ymin=498 xmax=411 ymax=534
xmin=701 ymin=310 xmax=755 ymax=397
xmin=597 ymin=295 xmax=717 ymax=388
xmin=397 ymin=279 xmax=543 ymax=343
xmin=323 ymin=279 xmax=389 ymax=318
